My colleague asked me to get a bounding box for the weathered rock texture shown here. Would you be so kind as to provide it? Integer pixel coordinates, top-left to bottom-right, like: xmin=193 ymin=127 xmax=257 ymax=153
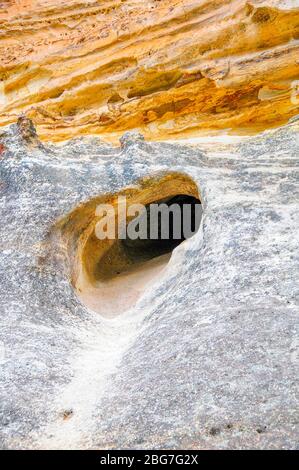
xmin=0 ymin=1 xmax=299 ymax=142
xmin=0 ymin=118 xmax=298 ymax=449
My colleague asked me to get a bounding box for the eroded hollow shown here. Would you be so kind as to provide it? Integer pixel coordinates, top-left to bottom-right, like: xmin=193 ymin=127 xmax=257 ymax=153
xmin=56 ymin=172 xmax=201 ymax=317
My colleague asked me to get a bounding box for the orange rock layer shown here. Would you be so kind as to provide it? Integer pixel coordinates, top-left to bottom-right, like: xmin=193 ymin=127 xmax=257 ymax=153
xmin=0 ymin=0 xmax=299 ymax=142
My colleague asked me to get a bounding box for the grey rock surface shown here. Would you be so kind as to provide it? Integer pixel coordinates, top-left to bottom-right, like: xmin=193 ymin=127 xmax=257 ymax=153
xmin=0 ymin=118 xmax=298 ymax=449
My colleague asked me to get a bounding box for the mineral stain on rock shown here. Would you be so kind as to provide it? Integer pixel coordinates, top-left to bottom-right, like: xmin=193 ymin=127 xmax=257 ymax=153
xmin=0 ymin=1 xmax=299 ymax=142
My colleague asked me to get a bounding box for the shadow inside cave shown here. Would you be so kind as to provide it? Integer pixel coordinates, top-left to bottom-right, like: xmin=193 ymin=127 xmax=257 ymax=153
xmin=55 ymin=173 xmax=202 ymax=317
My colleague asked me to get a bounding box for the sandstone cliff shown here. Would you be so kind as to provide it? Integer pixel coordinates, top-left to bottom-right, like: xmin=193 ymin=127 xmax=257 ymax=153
xmin=0 ymin=0 xmax=299 ymax=142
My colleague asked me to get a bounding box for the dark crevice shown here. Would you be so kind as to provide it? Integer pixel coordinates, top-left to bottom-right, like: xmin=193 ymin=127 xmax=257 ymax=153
xmin=122 ymin=195 xmax=202 ymax=263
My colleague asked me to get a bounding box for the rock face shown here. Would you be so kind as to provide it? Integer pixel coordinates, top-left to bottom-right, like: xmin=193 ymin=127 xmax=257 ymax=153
xmin=0 ymin=0 xmax=298 ymax=451
xmin=0 ymin=118 xmax=298 ymax=449
xmin=0 ymin=1 xmax=299 ymax=142
xmin=56 ymin=170 xmax=201 ymax=317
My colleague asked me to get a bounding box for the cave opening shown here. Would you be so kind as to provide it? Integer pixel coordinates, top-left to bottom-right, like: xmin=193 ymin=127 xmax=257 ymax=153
xmin=57 ymin=172 xmax=202 ymax=317
xmin=98 ymin=194 xmax=202 ymax=278
xmin=123 ymin=194 xmax=201 ymax=261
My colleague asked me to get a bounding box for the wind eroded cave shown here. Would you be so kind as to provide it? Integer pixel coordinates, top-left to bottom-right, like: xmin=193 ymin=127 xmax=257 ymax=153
xmin=56 ymin=173 xmax=201 ymax=317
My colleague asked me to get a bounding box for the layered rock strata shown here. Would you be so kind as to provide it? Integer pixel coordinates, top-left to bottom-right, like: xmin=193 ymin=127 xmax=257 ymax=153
xmin=0 ymin=1 xmax=299 ymax=142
